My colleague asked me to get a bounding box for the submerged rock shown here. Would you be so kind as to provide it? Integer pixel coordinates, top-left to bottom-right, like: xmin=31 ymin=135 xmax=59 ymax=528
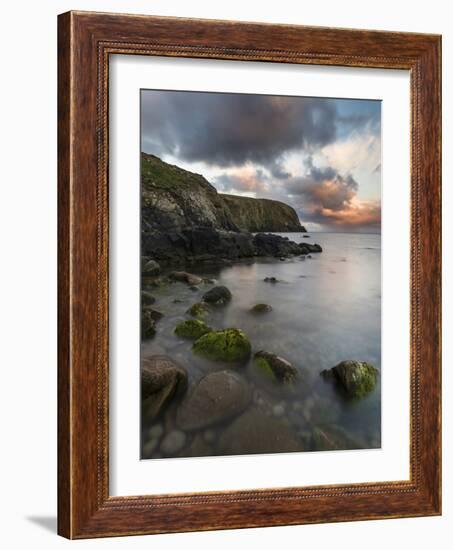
xmin=299 ymin=242 xmax=322 ymax=254
xmin=141 ymin=356 xmax=188 ymax=421
xmin=176 ymin=370 xmax=251 ymax=430
xmin=312 ymin=425 xmax=364 ymax=451
xmin=142 ymin=258 xmax=161 ymax=276
xmin=202 ymin=285 xmax=232 ymax=306
xmin=321 ymin=360 xmax=378 ymax=398
xmin=193 ymin=328 xmax=251 ymax=363
xmin=170 ymin=271 xmax=203 ymax=286
xmin=254 ymin=351 xmax=299 ymax=383
xmin=250 ymin=303 xmax=273 ymax=314
xmin=186 ymin=302 xmax=211 ymax=318
xmin=141 ymin=308 xmax=163 ymax=339
xmin=217 ymin=407 xmax=302 ymax=455
xmin=141 ymin=290 xmax=156 ymax=306
xmin=160 ymin=430 xmax=187 ymax=455
xmin=174 ymin=319 xmax=212 ymax=340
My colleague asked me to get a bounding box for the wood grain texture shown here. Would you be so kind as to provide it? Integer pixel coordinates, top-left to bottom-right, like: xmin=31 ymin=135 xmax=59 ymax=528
xmin=57 ymin=10 xmax=442 ymax=539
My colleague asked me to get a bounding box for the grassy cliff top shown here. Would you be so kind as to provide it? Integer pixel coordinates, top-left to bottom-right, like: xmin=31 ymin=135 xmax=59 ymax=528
xmin=141 ymin=152 xmax=217 ymax=194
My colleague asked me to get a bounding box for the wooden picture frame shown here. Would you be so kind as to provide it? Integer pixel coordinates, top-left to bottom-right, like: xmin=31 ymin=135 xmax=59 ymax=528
xmin=58 ymin=10 xmax=441 ymax=539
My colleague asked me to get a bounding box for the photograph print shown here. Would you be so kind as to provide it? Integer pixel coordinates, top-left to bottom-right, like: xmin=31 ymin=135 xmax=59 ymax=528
xmin=140 ymin=89 xmax=381 ymax=460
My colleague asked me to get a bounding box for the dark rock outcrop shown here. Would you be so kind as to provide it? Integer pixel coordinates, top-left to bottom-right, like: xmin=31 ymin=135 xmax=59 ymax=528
xmin=140 ymin=154 xmax=320 ymax=266
xmin=202 ymin=285 xmax=232 ymax=306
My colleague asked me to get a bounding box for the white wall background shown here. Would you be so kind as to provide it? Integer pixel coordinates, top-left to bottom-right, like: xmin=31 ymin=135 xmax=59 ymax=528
xmin=0 ymin=1 xmax=450 ymax=548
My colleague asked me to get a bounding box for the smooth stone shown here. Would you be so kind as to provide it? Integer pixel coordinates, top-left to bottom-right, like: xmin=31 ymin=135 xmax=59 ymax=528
xmin=142 ymin=259 xmax=161 ymax=276
xmin=142 ymin=438 xmax=159 ymax=458
xmin=250 ymin=303 xmax=273 ymax=314
xmin=217 ymin=407 xmax=302 ymax=455
xmin=203 ymin=429 xmax=217 ymax=443
xmin=176 ymin=370 xmax=251 ymax=431
xmin=160 ymin=430 xmax=187 ymax=455
xmin=272 ymin=404 xmax=285 ymax=417
xmin=147 ymin=423 xmax=164 ymax=440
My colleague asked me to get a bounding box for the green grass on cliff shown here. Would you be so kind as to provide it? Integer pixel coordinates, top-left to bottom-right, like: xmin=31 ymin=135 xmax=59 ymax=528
xmin=141 ymin=152 xmax=215 ymax=193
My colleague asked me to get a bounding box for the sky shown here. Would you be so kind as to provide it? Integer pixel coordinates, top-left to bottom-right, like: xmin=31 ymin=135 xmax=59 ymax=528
xmin=141 ymin=90 xmax=381 ymax=233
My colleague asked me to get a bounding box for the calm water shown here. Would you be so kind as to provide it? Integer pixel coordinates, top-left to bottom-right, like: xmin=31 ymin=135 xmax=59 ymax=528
xmin=142 ymin=232 xmax=381 ymax=457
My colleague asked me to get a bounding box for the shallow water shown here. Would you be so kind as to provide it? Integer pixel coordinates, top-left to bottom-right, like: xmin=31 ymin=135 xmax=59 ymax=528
xmin=141 ymin=232 xmax=381 ymax=458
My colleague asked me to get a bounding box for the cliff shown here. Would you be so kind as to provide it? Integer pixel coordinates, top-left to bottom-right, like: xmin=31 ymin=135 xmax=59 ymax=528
xmin=141 ymin=153 xmax=305 ymax=233
xmin=220 ymin=194 xmax=305 ymax=233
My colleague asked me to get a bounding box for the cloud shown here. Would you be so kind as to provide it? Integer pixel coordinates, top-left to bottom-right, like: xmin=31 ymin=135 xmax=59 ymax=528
xmin=141 ymin=91 xmax=339 ymax=170
xmin=283 ymin=157 xmax=380 ymax=230
xmin=214 ymin=168 xmax=269 ymax=195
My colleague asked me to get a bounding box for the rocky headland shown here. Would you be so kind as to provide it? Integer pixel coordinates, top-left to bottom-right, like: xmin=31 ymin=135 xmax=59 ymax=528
xmin=141 ymin=153 xmax=319 ymax=266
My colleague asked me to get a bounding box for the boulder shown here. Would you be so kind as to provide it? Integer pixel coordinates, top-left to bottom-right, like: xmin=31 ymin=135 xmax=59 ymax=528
xmin=141 ymin=308 xmax=163 ymax=340
xmin=250 ymin=303 xmax=272 ymax=314
xmin=174 ymin=319 xmax=212 ymax=340
xmin=141 ymin=290 xmax=156 ymax=306
xmin=176 ymin=370 xmax=251 ymax=430
xmin=186 ymin=302 xmax=211 ymax=318
xmin=141 ymin=356 xmax=188 ymax=421
xmin=142 ymin=258 xmax=161 ymax=276
xmin=217 ymin=407 xmax=302 ymax=455
xmin=160 ymin=430 xmax=187 ymax=455
xmin=321 ymin=360 xmax=378 ymax=398
xmin=254 ymin=351 xmax=299 ymax=383
xmin=193 ymin=328 xmax=251 ymax=363
xmin=202 ymin=285 xmax=232 ymax=306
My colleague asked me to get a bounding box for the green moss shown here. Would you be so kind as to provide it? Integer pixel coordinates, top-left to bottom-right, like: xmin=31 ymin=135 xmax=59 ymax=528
xmin=250 ymin=303 xmax=272 ymax=314
xmin=186 ymin=302 xmax=210 ymax=318
xmin=254 ymin=357 xmax=276 ymax=380
xmin=193 ymin=328 xmax=251 ymax=363
xmin=349 ymin=362 xmax=378 ymax=397
xmin=174 ymin=320 xmax=212 ymax=340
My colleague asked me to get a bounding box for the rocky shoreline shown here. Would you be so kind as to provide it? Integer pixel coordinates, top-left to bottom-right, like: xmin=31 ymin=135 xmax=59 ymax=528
xmin=141 ymin=273 xmax=380 ymax=458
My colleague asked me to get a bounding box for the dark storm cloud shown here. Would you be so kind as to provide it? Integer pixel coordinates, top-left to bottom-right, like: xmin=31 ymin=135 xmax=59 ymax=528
xmin=141 ymin=91 xmax=338 ymax=169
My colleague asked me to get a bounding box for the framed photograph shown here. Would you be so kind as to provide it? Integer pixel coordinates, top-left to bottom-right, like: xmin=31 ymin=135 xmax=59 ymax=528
xmin=58 ymin=11 xmax=441 ymax=538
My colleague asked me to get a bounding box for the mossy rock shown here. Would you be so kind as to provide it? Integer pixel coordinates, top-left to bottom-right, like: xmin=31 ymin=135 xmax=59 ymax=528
xmin=321 ymin=360 xmax=378 ymax=398
xmin=186 ymin=302 xmax=210 ymax=318
xmin=174 ymin=319 xmax=212 ymax=340
xmin=250 ymin=303 xmax=272 ymax=314
xmin=253 ymin=351 xmax=298 ymax=383
xmin=193 ymin=328 xmax=251 ymax=363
